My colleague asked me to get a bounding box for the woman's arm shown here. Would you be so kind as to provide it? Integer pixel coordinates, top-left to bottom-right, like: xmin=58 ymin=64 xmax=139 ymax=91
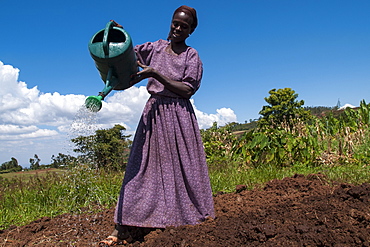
xmin=131 ymin=61 xmax=193 ymax=99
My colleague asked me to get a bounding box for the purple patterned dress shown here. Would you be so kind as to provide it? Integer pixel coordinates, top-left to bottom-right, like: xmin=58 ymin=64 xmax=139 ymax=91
xmin=114 ymin=39 xmax=215 ymax=228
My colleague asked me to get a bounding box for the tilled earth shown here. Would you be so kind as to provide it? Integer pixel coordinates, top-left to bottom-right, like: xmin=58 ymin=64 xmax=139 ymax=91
xmin=1 ymin=173 xmax=369 ymax=246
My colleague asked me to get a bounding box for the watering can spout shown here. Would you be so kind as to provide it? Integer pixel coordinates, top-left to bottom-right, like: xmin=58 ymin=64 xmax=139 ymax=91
xmin=85 ymin=67 xmax=119 ymax=112
xmin=85 ymin=95 xmax=103 ymax=112
xmin=85 ymin=21 xmax=137 ymax=112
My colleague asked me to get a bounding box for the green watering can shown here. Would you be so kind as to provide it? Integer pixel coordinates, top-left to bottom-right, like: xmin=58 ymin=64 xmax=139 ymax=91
xmin=85 ymin=21 xmax=138 ymax=112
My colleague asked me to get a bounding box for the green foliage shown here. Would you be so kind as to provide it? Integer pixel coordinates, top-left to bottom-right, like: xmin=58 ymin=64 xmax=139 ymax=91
xmin=259 ymin=88 xmax=311 ymax=128
xmin=71 ymin=124 xmax=132 ymax=171
xmin=305 ymin=106 xmax=336 ymax=117
xmin=233 ymin=118 xmax=322 ymax=167
xmin=201 ymin=122 xmax=238 ymax=167
xmin=227 ymin=121 xmax=258 ymax=132
xmin=234 ymin=107 xmax=370 ymax=168
xmin=50 ymin=153 xmax=78 ymax=168
xmin=207 ymin=100 xmax=370 ymax=193
xmin=0 ymin=157 xmax=22 ymax=174
xmin=201 ymin=90 xmax=370 ymax=171
xmin=29 ymin=154 xmax=41 ymax=170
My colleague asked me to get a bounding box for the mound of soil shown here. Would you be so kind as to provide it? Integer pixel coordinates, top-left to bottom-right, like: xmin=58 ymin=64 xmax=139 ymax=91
xmin=1 ymin=174 xmax=369 ymax=246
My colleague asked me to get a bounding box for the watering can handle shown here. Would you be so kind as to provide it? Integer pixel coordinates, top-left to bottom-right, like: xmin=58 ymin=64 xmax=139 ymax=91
xmin=103 ymin=21 xmax=120 ymax=57
xmin=110 ymin=20 xmax=123 ymax=28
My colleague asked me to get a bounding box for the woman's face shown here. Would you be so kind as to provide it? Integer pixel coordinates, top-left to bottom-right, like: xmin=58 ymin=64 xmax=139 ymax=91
xmin=169 ymin=11 xmax=194 ymax=43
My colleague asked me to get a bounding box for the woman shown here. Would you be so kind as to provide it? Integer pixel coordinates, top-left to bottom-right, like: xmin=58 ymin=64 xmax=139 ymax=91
xmin=100 ymin=5 xmax=214 ymax=246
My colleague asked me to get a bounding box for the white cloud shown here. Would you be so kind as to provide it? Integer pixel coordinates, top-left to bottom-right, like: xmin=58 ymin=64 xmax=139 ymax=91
xmin=0 ymin=61 xmax=238 ymax=166
xmin=338 ymin=103 xmax=356 ymax=110
xmin=0 ymin=125 xmax=38 ymax=135
xmin=191 ymin=99 xmax=237 ymax=129
xmin=100 ymin=87 xmax=150 ymax=127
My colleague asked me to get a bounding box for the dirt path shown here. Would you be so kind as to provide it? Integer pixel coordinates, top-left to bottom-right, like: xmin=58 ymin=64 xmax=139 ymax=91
xmin=1 ymin=174 xmax=369 ymax=246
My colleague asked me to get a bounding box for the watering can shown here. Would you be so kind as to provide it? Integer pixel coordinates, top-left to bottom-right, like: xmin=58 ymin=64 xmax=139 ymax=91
xmin=85 ymin=21 xmax=138 ymax=112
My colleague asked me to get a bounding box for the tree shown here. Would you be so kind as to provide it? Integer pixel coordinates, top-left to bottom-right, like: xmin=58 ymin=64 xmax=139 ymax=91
xmin=258 ymin=88 xmax=311 ymax=128
xmin=0 ymin=157 xmax=22 ymax=173
xmin=71 ymin=124 xmax=132 ymax=170
xmin=50 ymin=153 xmax=78 ymax=168
xmin=29 ymin=154 xmax=41 ymax=170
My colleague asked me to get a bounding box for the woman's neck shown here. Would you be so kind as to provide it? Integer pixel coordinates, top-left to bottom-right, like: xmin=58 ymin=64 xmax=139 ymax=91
xmin=169 ymin=41 xmax=188 ymax=55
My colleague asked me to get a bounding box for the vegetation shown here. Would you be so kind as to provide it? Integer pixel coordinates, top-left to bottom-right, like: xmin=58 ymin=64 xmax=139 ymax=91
xmin=305 ymin=105 xmax=337 ymax=117
xmin=258 ymin=88 xmax=312 ymax=128
xmin=50 ymin=153 xmax=78 ymax=169
xmin=71 ymin=124 xmax=132 ymax=171
xmin=0 ymin=168 xmax=63 ymax=180
xmin=0 ymin=157 xmax=22 ymax=174
xmin=0 ymin=166 xmax=122 ymax=229
xmin=209 ymin=162 xmax=369 ymax=193
xmin=203 ymin=96 xmax=370 ymax=192
xmin=0 ymin=88 xmax=369 ymax=230
xmin=29 ymin=154 xmax=41 ymax=170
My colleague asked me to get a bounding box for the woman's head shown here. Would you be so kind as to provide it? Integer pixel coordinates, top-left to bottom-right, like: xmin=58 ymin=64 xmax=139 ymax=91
xmin=168 ymin=5 xmax=198 ymax=42
xmin=173 ymin=5 xmax=198 ymax=33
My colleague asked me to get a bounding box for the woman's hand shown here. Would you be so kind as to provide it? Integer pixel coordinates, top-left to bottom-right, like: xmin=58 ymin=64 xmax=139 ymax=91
xmin=130 ymin=61 xmax=157 ymax=86
xmin=130 ymin=61 xmax=193 ymax=98
xmin=110 ymin=20 xmax=123 ymax=28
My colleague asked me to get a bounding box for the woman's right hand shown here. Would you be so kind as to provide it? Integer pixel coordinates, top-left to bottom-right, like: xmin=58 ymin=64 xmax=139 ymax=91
xmin=130 ymin=61 xmax=157 ymax=86
xmin=110 ymin=20 xmax=123 ymax=28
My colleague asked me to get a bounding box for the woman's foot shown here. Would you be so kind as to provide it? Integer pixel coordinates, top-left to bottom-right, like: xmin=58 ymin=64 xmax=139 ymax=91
xmin=98 ymin=225 xmax=133 ymax=246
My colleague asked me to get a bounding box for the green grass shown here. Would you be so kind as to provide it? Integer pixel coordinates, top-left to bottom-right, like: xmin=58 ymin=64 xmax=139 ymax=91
xmin=0 ymin=168 xmax=64 ymax=180
xmin=0 ymin=166 xmax=123 ymax=230
xmin=209 ymin=162 xmax=370 ymax=194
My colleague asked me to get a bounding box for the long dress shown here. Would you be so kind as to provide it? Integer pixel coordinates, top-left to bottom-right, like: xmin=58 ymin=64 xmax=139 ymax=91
xmin=114 ymin=39 xmax=215 ymax=228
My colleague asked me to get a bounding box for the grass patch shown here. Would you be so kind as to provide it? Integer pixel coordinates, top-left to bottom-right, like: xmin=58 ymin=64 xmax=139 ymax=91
xmin=0 ymin=166 xmax=123 ymax=230
xmin=0 ymin=168 xmax=64 ymax=180
xmin=209 ymin=162 xmax=370 ymax=194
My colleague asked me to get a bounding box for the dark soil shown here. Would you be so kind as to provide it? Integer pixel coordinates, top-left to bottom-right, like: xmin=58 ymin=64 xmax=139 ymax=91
xmin=1 ymin=173 xmax=369 ymax=246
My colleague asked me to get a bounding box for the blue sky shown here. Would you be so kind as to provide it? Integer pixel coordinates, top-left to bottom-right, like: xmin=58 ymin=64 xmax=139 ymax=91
xmin=1 ymin=0 xmax=370 ymax=166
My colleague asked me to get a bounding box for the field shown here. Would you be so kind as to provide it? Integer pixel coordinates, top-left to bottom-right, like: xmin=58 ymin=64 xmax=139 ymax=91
xmin=1 ymin=173 xmax=369 ymax=246
xmin=0 ymin=168 xmax=64 ymax=180
xmin=2 ymin=104 xmax=370 ymax=246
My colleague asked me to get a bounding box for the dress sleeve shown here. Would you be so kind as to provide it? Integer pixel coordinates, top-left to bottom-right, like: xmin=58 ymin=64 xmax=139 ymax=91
xmin=134 ymin=42 xmax=155 ymax=66
xmin=183 ymin=48 xmax=203 ymax=94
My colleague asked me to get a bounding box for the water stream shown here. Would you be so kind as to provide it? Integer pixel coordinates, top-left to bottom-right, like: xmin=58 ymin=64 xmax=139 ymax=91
xmin=69 ymin=105 xmax=99 ymax=140
xmin=65 ymin=105 xmax=100 ymax=166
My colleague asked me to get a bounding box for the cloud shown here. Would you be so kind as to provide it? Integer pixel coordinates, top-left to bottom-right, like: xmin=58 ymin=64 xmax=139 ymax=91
xmin=191 ymin=100 xmax=237 ymax=129
xmin=338 ymin=103 xmax=356 ymax=110
xmin=99 ymin=87 xmax=150 ymax=128
xmin=0 ymin=61 xmax=237 ymax=166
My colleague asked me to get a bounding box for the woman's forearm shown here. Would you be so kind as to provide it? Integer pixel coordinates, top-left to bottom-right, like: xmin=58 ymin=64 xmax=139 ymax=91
xmin=152 ymin=72 xmax=193 ymax=99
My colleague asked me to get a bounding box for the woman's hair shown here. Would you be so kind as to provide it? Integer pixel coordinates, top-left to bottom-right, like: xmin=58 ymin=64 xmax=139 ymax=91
xmin=173 ymin=5 xmax=198 ymax=33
